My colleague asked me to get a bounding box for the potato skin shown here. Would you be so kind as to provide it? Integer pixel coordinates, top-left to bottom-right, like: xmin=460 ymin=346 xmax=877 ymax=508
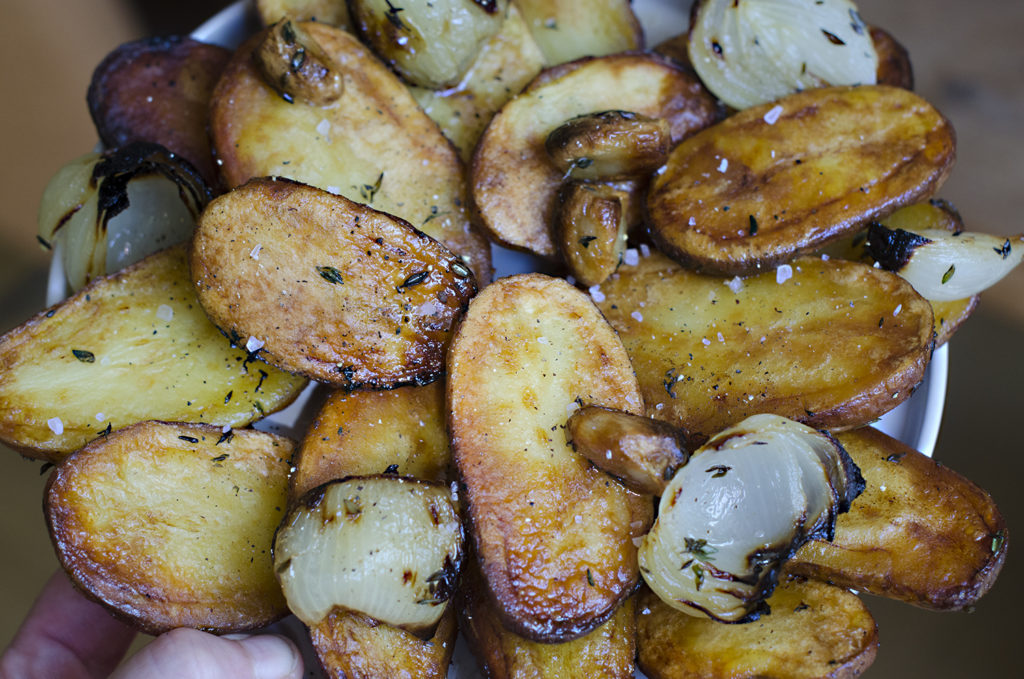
xmin=648 ymin=85 xmax=955 ymax=275
xmin=87 ymin=36 xmax=229 ymax=187
xmin=786 ymin=427 xmax=1008 ymax=610
xmin=596 ymin=252 xmax=934 ymax=441
xmin=637 ymin=579 xmax=878 ymax=679
xmin=45 ymin=421 xmax=293 ymax=635
xmin=191 ymin=177 xmax=477 ymax=389
xmin=448 ymin=274 xmax=652 ymax=642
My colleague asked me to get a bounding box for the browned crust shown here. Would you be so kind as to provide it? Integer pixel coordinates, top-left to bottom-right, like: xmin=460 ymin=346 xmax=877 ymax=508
xmin=786 ymin=427 xmax=1008 ymax=610
xmin=871 ymin=25 xmax=915 ymax=90
xmin=45 ymin=421 xmax=293 ymax=635
xmin=447 ymin=274 xmax=652 ymax=641
xmin=648 ymin=85 xmax=956 ymax=275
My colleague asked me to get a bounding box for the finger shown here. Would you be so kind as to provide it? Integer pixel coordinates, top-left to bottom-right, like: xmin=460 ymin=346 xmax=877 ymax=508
xmin=110 ymin=628 xmax=302 ymax=679
xmin=0 ymin=570 xmax=137 ymax=679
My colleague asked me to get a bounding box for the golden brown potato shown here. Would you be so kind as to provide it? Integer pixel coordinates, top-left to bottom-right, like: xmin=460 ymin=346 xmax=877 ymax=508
xmin=256 ymin=0 xmax=351 ymax=27
xmin=555 ymin=182 xmax=628 ymax=287
xmin=872 ymin=25 xmax=914 ymax=89
xmin=786 ymin=427 xmax=1008 ymax=610
xmin=459 ymin=560 xmax=637 ymax=679
xmin=45 ymin=421 xmax=292 ymax=634
xmin=0 ymin=245 xmax=306 ymax=462
xmin=648 ymin=85 xmax=955 ymax=275
xmin=513 ymin=0 xmax=642 ymax=66
xmin=291 ymin=382 xmax=450 ymax=498
xmin=472 ymin=53 xmax=720 ymax=258
xmin=596 ymin=252 xmax=934 ymax=441
xmin=636 ymin=579 xmax=878 ymax=679
xmin=87 ymin=36 xmax=230 ymax=187
xmin=567 ymin=405 xmax=691 ymax=496
xmin=209 ymin=21 xmax=491 ymax=280
xmin=410 ymin=2 xmax=545 ymax=161
xmin=191 ymin=178 xmax=476 ymax=389
xmin=308 ymin=607 xmax=457 ymax=679
xmin=448 ymin=274 xmax=652 ymax=641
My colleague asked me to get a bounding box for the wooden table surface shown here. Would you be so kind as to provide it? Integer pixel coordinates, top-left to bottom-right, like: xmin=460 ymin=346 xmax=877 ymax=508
xmin=0 ymin=1 xmax=1020 ymax=676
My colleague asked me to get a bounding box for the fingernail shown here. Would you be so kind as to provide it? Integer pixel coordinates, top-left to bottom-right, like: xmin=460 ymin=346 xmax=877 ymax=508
xmin=238 ymin=634 xmax=301 ymax=679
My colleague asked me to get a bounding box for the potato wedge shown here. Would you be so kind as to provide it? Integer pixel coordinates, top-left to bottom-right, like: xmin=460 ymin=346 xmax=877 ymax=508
xmin=410 ymin=2 xmax=545 ymax=161
xmin=595 ymin=252 xmax=934 ymax=441
xmin=448 ymin=273 xmax=652 ymax=641
xmin=87 ymin=36 xmax=230 ymax=187
xmin=472 ymin=53 xmax=720 ymax=258
xmin=786 ymin=427 xmax=1008 ymax=610
xmin=513 ymin=0 xmax=642 ymax=66
xmin=636 ymin=579 xmax=878 ymax=679
xmin=45 ymin=421 xmax=292 ymax=634
xmin=292 ymin=382 xmax=449 ymax=498
xmin=308 ymin=607 xmax=457 ymax=679
xmin=0 ymin=245 xmax=306 ymax=462
xmin=872 ymin=26 xmax=914 ymax=90
xmin=459 ymin=560 xmax=637 ymax=679
xmin=648 ymin=85 xmax=955 ymax=275
xmin=256 ymin=0 xmax=351 ymax=27
xmin=210 ymin=21 xmax=490 ymax=281
xmin=192 ymin=178 xmax=475 ymax=389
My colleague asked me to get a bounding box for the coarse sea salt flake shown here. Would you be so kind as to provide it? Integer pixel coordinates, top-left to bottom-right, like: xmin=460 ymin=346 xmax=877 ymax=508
xmin=623 ymin=248 xmax=639 ymax=266
xmin=537 ymin=336 xmax=550 ymax=345
xmin=726 ymin=276 xmax=743 ymax=293
xmin=631 ymin=310 xmax=643 ymax=322
xmin=893 ymin=304 xmax=903 ymax=316
xmin=326 ymin=186 xmax=341 ymax=195
xmin=250 ymin=244 xmax=262 ymax=260
xmin=776 ymin=264 xmax=793 ymax=284
xmin=245 ymin=336 xmax=265 ymax=353
xmin=764 ymin=105 xmax=784 ymax=125
xmin=316 ymin=118 xmax=330 ymax=136
xmin=588 ymin=285 xmax=606 ymax=303
xmin=47 ymin=417 xmax=64 ymax=435
xmin=702 ymin=337 xmax=711 ymax=346
xmin=688 ymin=216 xmax=697 ymax=226
xmin=717 ymin=158 xmax=729 ymax=173
xmin=640 ymin=243 xmax=651 ymax=257
xmin=156 ymin=304 xmax=174 ymax=322
xmin=95 ymin=412 xmax=105 ymax=421
xmin=717 ymin=331 xmax=725 ymax=342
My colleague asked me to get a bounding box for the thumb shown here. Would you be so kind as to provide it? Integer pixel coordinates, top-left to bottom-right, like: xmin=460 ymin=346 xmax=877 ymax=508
xmin=110 ymin=629 xmax=303 ymax=679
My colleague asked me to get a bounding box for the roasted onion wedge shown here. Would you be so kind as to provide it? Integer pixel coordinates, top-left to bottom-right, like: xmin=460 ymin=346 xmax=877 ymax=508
xmin=787 ymin=427 xmax=1008 ymax=610
xmin=639 ymin=415 xmax=862 ymax=623
xmin=648 ymin=85 xmax=955 ymax=275
xmin=45 ymin=421 xmax=293 ymax=634
xmin=210 ymin=21 xmax=491 ymax=280
xmin=86 ymin=36 xmax=230 ymax=186
xmin=0 ymin=245 xmax=306 ymax=462
xmin=191 ymin=178 xmax=477 ymax=389
xmin=472 ymin=53 xmax=719 ymax=258
xmin=595 ymin=252 xmax=934 ymax=441
xmin=636 ymin=579 xmax=879 ymax=679
xmin=274 ymin=476 xmax=463 ymax=636
xmin=459 ymin=560 xmax=637 ymax=679
xmin=448 ymin=274 xmax=652 ymax=641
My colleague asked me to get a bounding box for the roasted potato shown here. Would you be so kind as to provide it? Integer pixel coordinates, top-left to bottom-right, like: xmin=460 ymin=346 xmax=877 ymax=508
xmin=256 ymin=0 xmax=351 ymax=27
xmin=872 ymin=25 xmax=914 ymax=89
xmin=595 ymin=252 xmax=934 ymax=441
xmin=636 ymin=579 xmax=879 ymax=679
xmin=786 ymin=427 xmax=1008 ymax=610
xmin=209 ymin=21 xmax=491 ymax=280
xmin=0 ymin=245 xmax=306 ymax=462
xmin=87 ymin=36 xmax=230 ymax=186
xmin=447 ymin=273 xmax=652 ymax=641
xmin=513 ymin=0 xmax=642 ymax=66
xmin=410 ymin=2 xmax=545 ymax=161
xmin=191 ymin=178 xmax=476 ymax=389
xmin=459 ymin=560 xmax=637 ymax=679
xmin=472 ymin=53 xmax=719 ymax=258
xmin=45 ymin=421 xmax=293 ymax=634
xmin=648 ymin=85 xmax=955 ymax=275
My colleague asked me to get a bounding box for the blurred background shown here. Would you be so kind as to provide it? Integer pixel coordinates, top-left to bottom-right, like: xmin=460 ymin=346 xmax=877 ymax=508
xmin=0 ymin=0 xmax=1020 ymax=676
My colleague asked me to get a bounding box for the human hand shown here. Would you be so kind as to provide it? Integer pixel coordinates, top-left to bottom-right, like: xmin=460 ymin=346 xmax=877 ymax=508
xmin=1 ymin=570 xmax=303 ymax=679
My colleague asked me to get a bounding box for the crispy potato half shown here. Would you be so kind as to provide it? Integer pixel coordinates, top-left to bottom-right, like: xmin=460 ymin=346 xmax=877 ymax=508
xmin=45 ymin=421 xmax=292 ymax=634
xmin=636 ymin=579 xmax=878 ymax=679
xmin=191 ymin=178 xmax=476 ymax=389
xmin=0 ymin=245 xmax=306 ymax=462
xmin=210 ymin=21 xmax=490 ymax=280
xmin=448 ymin=274 xmax=652 ymax=641
xmin=256 ymin=0 xmax=351 ymax=27
xmin=787 ymin=427 xmax=1008 ymax=610
xmin=291 ymin=382 xmax=449 ymax=498
xmin=648 ymin=85 xmax=955 ymax=275
xmin=459 ymin=561 xmax=637 ymax=679
xmin=596 ymin=252 xmax=934 ymax=441
xmin=87 ymin=36 xmax=230 ymax=186
xmin=472 ymin=53 xmax=720 ymax=258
